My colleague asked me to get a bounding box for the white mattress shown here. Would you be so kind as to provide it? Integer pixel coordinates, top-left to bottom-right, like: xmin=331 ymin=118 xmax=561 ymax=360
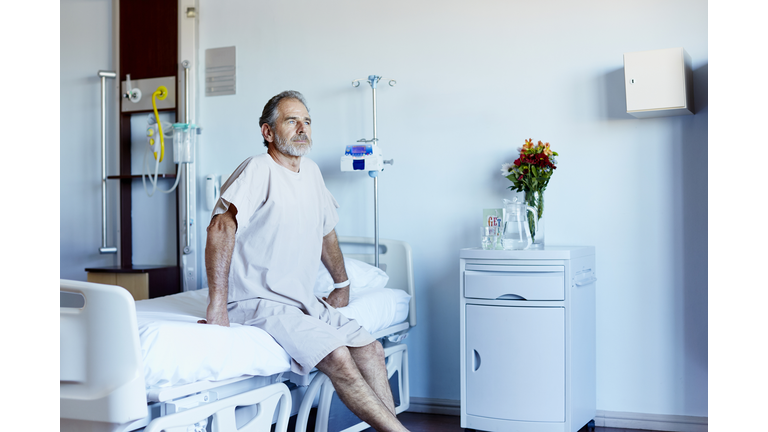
xmin=135 ymin=287 xmax=411 ymax=389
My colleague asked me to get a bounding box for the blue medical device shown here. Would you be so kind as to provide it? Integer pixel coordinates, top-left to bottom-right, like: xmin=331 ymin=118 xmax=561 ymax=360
xmin=341 ymin=143 xmax=384 ymax=173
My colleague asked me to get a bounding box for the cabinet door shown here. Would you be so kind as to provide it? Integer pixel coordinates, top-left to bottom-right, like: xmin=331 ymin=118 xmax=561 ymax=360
xmin=465 ymin=305 xmax=565 ymax=422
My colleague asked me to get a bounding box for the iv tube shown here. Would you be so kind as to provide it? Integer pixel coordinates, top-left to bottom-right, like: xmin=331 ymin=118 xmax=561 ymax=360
xmin=142 ymin=140 xmax=181 ymax=197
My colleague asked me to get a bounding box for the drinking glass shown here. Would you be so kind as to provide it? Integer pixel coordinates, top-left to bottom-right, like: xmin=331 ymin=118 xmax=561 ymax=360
xmin=481 ymin=226 xmax=498 ymax=250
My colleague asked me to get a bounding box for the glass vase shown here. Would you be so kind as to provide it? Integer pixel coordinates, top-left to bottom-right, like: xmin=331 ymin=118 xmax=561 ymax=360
xmin=524 ymin=190 xmax=545 ymax=249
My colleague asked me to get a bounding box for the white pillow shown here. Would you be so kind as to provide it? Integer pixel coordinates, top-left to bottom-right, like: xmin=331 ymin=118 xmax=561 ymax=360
xmin=336 ymin=288 xmax=411 ymax=334
xmin=314 ymin=257 xmax=389 ymax=297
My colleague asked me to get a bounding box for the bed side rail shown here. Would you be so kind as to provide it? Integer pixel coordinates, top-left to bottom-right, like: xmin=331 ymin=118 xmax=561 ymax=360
xmin=60 ymin=279 xmax=147 ymax=427
xmin=143 ymin=382 xmax=291 ymax=432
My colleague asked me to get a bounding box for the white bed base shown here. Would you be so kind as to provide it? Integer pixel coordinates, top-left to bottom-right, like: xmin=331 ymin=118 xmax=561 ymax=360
xmin=60 ymin=236 xmax=416 ymax=432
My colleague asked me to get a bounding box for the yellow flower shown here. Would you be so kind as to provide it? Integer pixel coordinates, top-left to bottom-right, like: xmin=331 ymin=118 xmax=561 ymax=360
xmin=523 ymin=138 xmax=534 ymax=151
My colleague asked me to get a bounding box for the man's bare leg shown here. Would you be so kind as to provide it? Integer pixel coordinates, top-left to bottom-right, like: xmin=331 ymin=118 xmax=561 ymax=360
xmin=349 ymin=341 xmax=396 ymax=415
xmin=315 ymin=345 xmax=409 ymax=432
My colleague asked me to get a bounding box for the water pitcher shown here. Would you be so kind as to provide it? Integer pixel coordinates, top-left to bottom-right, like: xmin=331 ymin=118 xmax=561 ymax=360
xmin=502 ymin=198 xmax=538 ymax=250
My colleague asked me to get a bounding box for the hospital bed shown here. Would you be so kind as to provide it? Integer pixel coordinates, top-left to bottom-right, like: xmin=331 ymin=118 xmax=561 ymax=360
xmin=61 ymin=236 xmax=416 ymax=432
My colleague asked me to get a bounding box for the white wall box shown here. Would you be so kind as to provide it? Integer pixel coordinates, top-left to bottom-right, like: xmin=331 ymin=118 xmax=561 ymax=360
xmin=623 ymin=47 xmax=694 ymax=118
xmin=460 ymin=247 xmax=597 ymax=432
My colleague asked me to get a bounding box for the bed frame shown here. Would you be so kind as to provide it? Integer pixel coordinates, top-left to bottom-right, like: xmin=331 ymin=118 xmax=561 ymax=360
xmin=60 ymin=236 xmax=416 ymax=432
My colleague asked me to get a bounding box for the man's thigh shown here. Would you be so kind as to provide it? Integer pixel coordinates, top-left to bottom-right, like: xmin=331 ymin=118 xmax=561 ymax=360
xmin=230 ymin=298 xmax=375 ymax=374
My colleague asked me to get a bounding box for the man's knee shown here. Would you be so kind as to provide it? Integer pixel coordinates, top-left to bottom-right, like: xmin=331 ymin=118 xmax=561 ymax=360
xmin=318 ymin=346 xmax=358 ymax=376
xmin=351 ymin=340 xmax=386 ymax=365
xmin=367 ymin=340 xmax=385 ymax=359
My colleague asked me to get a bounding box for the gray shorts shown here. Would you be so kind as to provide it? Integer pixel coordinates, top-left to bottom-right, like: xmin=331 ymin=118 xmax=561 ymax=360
xmin=228 ymin=298 xmax=376 ymax=375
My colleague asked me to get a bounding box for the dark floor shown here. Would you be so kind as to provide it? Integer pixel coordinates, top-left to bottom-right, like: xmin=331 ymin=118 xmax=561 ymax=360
xmin=290 ymin=410 xmax=661 ymax=432
xmin=377 ymin=412 xmax=660 ymax=432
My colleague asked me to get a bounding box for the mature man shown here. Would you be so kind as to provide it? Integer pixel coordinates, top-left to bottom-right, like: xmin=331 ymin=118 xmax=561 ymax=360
xmin=200 ymin=90 xmax=410 ymax=432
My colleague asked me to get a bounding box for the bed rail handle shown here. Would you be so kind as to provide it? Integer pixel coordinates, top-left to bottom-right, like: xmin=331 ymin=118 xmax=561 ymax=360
xmin=143 ymin=382 xmax=291 ymax=432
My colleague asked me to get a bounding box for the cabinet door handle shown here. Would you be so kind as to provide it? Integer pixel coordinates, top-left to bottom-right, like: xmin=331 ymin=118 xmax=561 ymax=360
xmin=473 ymin=350 xmax=482 ymax=372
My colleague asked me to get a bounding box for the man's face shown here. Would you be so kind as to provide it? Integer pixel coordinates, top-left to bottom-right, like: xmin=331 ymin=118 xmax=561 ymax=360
xmin=271 ymin=98 xmax=312 ymax=157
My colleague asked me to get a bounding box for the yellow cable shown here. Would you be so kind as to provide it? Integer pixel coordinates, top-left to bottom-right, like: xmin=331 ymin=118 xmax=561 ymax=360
xmin=152 ymin=86 xmax=168 ymax=162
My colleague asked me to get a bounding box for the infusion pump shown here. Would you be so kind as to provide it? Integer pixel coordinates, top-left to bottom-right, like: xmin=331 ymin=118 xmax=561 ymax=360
xmin=340 ymin=144 xmax=384 ymax=172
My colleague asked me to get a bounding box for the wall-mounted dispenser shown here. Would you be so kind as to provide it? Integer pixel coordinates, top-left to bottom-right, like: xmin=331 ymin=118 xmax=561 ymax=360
xmin=205 ymin=174 xmax=220 ymax=211
xmin=623 ymin=47 xmax=694 ymax=118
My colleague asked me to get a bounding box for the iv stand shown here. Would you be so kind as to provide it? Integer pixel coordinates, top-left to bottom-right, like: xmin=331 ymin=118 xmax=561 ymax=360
xmin=353 ymin=75 xmax=395 ymax=268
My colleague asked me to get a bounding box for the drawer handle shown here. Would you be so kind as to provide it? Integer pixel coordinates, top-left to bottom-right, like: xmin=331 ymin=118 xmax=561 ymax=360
xmin=575 ymin=277 xmax=597 ymax=286
xmin=496 ymin=294 xmax=526 ymax=300
xmin=473 ymin=350 xmax=482 ymax=372
xmin=575 ymin=269 xmax=597 ymax=286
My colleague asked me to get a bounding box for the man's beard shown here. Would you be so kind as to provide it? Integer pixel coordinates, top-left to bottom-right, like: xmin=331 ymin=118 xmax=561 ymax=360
xmin=275 ymin=133 xmax=312 ymax=157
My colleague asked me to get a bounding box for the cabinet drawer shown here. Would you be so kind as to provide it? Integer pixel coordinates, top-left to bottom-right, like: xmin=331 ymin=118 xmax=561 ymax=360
xmin=464 ymin=265 xmax=564 ymax=300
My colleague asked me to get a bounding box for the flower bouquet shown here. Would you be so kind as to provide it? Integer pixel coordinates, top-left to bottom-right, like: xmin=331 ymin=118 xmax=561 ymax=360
xmin=501 ymin=139 xmax=558 ymax=248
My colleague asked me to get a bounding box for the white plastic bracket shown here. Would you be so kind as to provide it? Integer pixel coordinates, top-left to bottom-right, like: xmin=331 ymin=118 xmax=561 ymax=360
xmin=124 ymin=74 xmax=142 ymax=103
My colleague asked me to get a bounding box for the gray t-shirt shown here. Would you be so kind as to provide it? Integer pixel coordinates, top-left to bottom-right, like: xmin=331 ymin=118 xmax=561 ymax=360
xmin=212 ymin=153 xmax=339 ymax=315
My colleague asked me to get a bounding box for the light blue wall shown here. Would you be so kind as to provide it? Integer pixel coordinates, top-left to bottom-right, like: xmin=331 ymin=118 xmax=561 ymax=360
xmin=194 ymin=0 xmax=708 ymax=417
xmin=60 ymin=0 xmax=708 ymax=419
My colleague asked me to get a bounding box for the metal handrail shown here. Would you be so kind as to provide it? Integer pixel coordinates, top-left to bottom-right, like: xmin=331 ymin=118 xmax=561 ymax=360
xmin=97 ymin=70 xmax=118 ymax=254
xmin=182 ymin=60 xmax=192 ymax=254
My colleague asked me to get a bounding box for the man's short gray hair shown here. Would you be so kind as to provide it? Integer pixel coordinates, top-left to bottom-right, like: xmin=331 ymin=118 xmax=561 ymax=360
xmin=259 ymin=90 xmax=309 ymax=147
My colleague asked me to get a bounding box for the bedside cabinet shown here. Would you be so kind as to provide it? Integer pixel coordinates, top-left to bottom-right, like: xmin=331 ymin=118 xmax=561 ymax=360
xmin=459 ymin=247 xmax=597 ymax=432
xmin=85 ymin=265 xmax=180 ymax=300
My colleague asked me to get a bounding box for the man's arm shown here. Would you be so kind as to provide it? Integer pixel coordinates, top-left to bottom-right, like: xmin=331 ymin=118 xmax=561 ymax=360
xmin=199 ymin=204 xmax=238 ymax=326
xmin=321 ymin=229 xmax=350 ymax=308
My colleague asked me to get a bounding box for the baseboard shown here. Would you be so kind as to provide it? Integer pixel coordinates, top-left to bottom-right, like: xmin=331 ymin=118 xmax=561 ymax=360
xmin=407 ymin=400 xmax=707 ymax=432
xmin=596 ymin=410 xmax=708 ymax=432
xmin=407 ymin=397 xmax=461 ymax=416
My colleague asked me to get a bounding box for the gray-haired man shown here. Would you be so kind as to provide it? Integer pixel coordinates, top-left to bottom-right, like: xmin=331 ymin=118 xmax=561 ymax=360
xmin=200 ymin=91 xmax=410 ymax=431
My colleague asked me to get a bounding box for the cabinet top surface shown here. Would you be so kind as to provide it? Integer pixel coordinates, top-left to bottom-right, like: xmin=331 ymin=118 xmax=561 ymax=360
xmin=460 ymin=246 xmax=595 ymax=260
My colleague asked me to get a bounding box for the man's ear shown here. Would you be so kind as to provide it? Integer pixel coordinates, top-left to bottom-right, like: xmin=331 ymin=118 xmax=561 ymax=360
xmin=261 ymin=123 xmax=273 ymax=143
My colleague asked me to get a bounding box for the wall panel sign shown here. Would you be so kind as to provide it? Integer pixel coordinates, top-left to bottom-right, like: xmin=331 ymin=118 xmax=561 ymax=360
xmin=205 ymin=46 xmax=236 ymax=97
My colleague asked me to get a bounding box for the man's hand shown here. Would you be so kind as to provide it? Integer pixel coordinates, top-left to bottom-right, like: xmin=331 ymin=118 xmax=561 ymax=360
xmin=321 ymin=230 xmax=351 ymax=309
xmin=322 ymin=287 xmax=350 ymax=309
xmin=197 ymin=303 xmax=230 ymax=326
